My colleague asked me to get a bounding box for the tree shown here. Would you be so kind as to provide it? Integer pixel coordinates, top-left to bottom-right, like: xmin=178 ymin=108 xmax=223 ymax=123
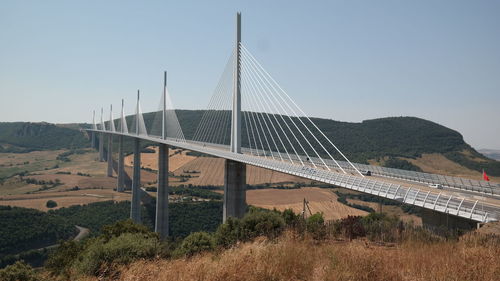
xmin=306 ymin=213 xmax=326 ymax=240
xmin=0 ymin=261 xmax=38 ymax=281
xmin=46 ymin=200 xmax=58 ymax=208
xmin=175 ymin=232 xmax=215 ymax=257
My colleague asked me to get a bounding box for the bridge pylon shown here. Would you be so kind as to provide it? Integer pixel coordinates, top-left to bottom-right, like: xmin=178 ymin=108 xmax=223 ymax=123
xmin=224 ymin=12 xmax=247 ymax=222
xmin=155 ymin=71 xmax=170 ymax=239
xmin=117 ymin=99 xmax=126 ymax=192
xmin=107 ymin=104 xmax=114 ymax=177
xmin=131 ymin=90 xmax=142 ymax=223
xmin=91 ymin=110 xmax=96 ymax=149
xmin=98 ymin=108 xmax=105 ymax=162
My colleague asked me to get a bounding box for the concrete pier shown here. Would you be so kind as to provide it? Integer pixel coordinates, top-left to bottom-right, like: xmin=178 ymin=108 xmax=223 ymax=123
xmin=116 ymin=135 xmax=125 ymax=192
xmin=130 ymin=138 xmax=141 ymax=223
xmin=98 ymin=132 xmax=105 ymax=162
xmin=155 ymin=143 xmax=169 ymax=239
xmin=107 ymin=134 xmax=113 ymax=177
xmin=223 ymin=159 xmax=246 ymax=222
xmin=223 ymin=13 xmax=246 ymax=222
xmin=90 ymin=132 xmax=95 ymax=149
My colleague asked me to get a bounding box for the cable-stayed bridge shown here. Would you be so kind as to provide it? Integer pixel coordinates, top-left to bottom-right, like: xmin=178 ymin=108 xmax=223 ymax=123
xmin=85 ymin=13 xmax=499 ymax=239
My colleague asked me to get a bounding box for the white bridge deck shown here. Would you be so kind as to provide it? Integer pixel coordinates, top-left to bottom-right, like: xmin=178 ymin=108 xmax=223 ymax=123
xmin=87 ymin=129 xmax=500 ymax=223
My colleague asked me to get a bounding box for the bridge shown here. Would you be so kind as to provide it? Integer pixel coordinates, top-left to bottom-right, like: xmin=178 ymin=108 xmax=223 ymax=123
xmin=84 ymin=13 xmax=499 ymax=239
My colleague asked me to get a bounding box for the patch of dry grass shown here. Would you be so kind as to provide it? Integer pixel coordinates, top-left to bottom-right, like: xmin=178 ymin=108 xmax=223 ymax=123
xmin=247 ymin=187 xmax=367 ymax=220
xmin=79 ymin=231 xmax=500 ymax=281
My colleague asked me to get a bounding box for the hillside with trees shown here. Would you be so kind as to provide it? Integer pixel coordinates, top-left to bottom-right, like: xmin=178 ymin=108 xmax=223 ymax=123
xmin=0 ymin=206 xmax=75 ymax=256
xmin=0 ymin=200 xmax=222 ymax=268
xmin=2 ymin=113 xmax=499 ymax=175
xmin=0 ymin=122 xmax=88 ymax=153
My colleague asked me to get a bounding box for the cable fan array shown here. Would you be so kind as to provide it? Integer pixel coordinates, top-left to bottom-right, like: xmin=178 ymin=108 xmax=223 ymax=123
xmin=150 ymin=87 xmax=186 ymax=141
xmin=192 ymin=43 xmax=362 ymax=176
xmin=95 ymin=88 xmax=185 ymax=143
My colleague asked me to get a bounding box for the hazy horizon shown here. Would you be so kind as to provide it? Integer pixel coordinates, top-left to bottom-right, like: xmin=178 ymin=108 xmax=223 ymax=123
xmin=1 ymin=0 xmax=499 ymax=150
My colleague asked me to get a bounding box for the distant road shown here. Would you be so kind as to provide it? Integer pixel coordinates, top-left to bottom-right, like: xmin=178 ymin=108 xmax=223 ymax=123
xmin=34 ymin=225 xmax=90 ymax=252
xmin=73 ymin=225 xmax=90 ymax=241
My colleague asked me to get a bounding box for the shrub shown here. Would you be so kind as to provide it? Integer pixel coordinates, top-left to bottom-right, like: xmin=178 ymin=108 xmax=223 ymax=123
xmin=214 ymin=217 xmax=241 ymax=248
xmin=282 ymin=208 xmax=300 ymax=226
xmin=0 ymin=261 xmax=37 ymax=281
xmin=101 ymin=219 xmax=156 ymax=242
xmin=339 ymin=216 xmax=366 ymax=240
xmin=46 ymin=200 xmax=58 ymax=208
xmin=361 ymin=212 xmax=400 ymax=242
xmin=239 ymin=209 xmax=285 ymax=240
xmin=73 ymin=233 xmax=160 ymax=276
xmin=175 ymin=232 xmax=215 ymax=257
xmin=306 ymin=213 xmax=326 ymax=240
xmin=45 ymin=240 xmax=84 ymax=278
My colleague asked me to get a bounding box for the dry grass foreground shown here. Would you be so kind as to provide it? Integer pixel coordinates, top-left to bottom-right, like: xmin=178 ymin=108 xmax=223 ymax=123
xmin=82 ymin=232 xmax=500 ymax=281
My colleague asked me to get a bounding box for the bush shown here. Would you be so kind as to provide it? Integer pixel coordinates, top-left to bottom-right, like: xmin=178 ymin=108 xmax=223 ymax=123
xmin=45 ymin=240 xmax=83 ymax=278
xmin=73 ymin=233 xmax=160 ymax=276
xmin=339 ymin=216 xmax=366 ymax=241
xmin=101 ymin=219 xmax=156 ymax=242
xmin=175 ymin=232 xmax=215 ymax=257
xmin=214 ymin=217 xmax=241 ymax=248
xmin=239 ymin=209 xmax=285 ymax=240
xmin=46 ymin=200 xmax=57 ymax=208
xmin=282 ymin=208 xmax=300 ymax=226
xmin=361 ymin=213 xmax=401 ymax=242
xmin=306 ymin=213 xmax=326 ymax=240
xmin=0 ymin=261 xmax=38 ymax=281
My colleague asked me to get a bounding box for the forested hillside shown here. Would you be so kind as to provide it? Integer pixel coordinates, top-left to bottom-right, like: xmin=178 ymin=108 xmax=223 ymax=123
xmin=3 ymin=112 xmax=499 ymax=175
xmin=0 ymin=122 xmax=88 ymax=153
xmin=0 ymin=200 xmax=222 ymax=268
xmin=0 ymin=206 xmax=75 ymax=256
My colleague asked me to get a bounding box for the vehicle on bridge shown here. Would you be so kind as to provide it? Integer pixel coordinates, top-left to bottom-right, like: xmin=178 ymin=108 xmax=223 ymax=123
xmin=428 ymin=183 xmax=443 ymax=189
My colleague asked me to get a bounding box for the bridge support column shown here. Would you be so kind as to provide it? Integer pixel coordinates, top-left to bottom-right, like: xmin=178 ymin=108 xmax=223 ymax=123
xmin=223 ymin=159 xmax=246 ymax=222
xmin=155 ymin=144 xmax=169 ymax=239
xmin=90 ymin=132 xmax=96 ymax=149
xmin=107 ymin=134 xmax=113 ymax=177
xmin=130 ymin=138 xmax=141 ymax=223
xmin=98 ymin=133 xmax=105 ymax=162
xmin=116 ymin=135 xmax=125 ymax=192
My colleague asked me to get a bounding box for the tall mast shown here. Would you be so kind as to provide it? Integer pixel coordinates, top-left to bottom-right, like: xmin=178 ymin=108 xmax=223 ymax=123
xmin=230 ymin=12 xmax=242 ymax=153
xmin=162 ymin=71 xmax=167 ymax=140
xmin=136 ymin=90 xmax=140 ymax=135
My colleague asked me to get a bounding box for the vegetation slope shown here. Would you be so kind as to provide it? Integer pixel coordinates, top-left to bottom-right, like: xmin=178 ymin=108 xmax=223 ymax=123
xmin=0 ymin=122 xmax=88 ymax=153
xmin=3 ymin=209 xmax=498 ymax=281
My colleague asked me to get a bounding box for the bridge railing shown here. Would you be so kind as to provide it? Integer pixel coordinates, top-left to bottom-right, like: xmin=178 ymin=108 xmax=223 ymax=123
xmin=88 ymin=129 xmax=496 ymax=223
xmin=238 ymin=147 xmax=500 ymax=197
xmin=342 ymin=161 xmax=500 ymax=197
xmin=243 ymin=145 xmax=500 ymax=196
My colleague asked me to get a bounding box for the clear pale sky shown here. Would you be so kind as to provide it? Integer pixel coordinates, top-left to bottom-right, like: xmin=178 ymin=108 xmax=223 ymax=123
xmin=1 ymin=1 xmax=499 ymax=149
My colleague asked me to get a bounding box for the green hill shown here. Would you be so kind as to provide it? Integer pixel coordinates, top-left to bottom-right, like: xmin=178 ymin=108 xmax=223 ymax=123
xmin=0 ymin=122 xmax=89 ymax=153
xmin=2 ymin=113 xmax=499 ymax=176
xmin=138 ymin=111 xmax=468 ymax=161
xmin=0 ymin=206 xmax=75 ymax=256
